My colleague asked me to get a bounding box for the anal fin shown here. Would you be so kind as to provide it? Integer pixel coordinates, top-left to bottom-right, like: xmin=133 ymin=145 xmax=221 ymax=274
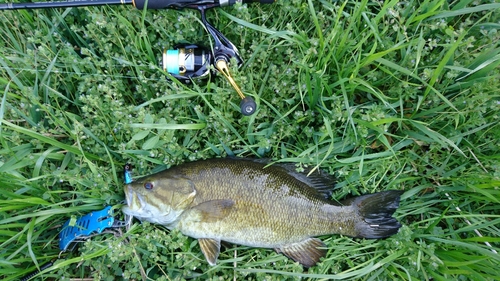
xmin=275 ymin=238 xmax=326 ymax=268
xmin=199 ymin=238 xmax=221 ymax=266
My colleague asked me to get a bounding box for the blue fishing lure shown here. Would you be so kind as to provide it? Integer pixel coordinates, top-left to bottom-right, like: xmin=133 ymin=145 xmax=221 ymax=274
xmin=124 ymin=163 xmax=133 ymax=184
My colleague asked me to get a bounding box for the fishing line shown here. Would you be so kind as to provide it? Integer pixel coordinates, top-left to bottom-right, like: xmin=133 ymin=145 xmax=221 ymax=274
xmin=444 ymin=192 xmax=498 ymax=254
xmin=436 ymin=180 xmax=498 ymax=255
xmin=0 ymin=66 xmax=169 ymax=82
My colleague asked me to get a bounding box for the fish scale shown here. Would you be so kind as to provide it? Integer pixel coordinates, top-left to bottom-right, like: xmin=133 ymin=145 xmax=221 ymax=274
xmin=123 ymin=158 xmax=404 ymax=267
xmin=175 ymin=161 xmax=339 ymax=242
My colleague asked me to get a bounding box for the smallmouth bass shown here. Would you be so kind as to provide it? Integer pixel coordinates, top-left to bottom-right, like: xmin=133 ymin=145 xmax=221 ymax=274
xmin=122 ymin=158 xmax=403 ymax=267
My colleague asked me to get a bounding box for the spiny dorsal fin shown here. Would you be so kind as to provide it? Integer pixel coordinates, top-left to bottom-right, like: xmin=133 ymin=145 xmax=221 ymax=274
xmin=249 ymin=159 xmax=336 ymax=199
xmin=198 ymin=238 xmax=221 ymax=266
xmin=275 ymin=238 xmax=326 ymax=268
xmin=192 ymin=199 xmax=235 ymax=222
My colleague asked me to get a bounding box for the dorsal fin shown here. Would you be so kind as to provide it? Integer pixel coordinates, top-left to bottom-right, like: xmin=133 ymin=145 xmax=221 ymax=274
xmin=249 ymin=159 xmax=336 ymax=199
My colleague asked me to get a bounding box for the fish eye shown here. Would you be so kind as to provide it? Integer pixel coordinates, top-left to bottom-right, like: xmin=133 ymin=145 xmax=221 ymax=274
xmin=144 ymin=182 xmax=154 ymax=190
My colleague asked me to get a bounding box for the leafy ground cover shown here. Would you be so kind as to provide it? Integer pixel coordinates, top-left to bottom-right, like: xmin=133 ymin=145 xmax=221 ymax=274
xmin=0 ymin=0 xmax=499 ymax=280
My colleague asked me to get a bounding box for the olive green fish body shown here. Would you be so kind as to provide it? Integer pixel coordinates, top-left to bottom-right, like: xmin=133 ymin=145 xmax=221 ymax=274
xmin=173 ymin=160 xmax=355 ymax=244
xmin=123 ymin=158 xmax=403 ymax=267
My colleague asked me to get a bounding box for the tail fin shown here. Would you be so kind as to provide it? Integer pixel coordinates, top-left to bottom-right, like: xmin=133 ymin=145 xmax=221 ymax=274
xmin=351 ymin=190 xmax=404 ymax=239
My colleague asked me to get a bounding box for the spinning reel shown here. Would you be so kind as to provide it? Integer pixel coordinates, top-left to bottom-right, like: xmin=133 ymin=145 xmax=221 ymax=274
xmin=160 ymin=3 xmax=259 ymax=115
xmin=0 ymin=0 xmax=276 ymax=115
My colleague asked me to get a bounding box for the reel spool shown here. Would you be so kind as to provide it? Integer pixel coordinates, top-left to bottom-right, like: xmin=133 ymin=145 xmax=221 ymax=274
xmin=161 ymin=44 xmax=212 ymax=84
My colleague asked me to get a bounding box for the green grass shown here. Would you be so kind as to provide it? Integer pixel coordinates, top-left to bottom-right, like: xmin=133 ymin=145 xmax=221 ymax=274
xmin=1 ymin=0 xmax=499 ymax=280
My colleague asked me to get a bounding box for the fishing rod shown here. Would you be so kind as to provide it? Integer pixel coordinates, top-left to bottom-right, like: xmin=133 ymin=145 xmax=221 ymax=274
xmin=0 ymin=0 xmax=273 ymax=10
xmin=0 ymin=0 xmax=276 ymax=115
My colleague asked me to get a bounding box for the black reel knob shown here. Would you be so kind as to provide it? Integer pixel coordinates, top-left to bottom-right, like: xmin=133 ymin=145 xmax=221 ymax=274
xmin=240 ymin=97 xmax=256 ymax=116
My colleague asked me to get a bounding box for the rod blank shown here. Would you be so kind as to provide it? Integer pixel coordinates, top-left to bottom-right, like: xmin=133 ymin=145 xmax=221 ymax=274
xmin=0 ymin=0 xmax=133 ymax=10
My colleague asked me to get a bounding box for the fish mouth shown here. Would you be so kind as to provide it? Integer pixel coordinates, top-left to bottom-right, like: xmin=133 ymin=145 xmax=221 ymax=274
xmin=123 ymin=185 xmax=133 ymax=209
xmin=122 ymin=186 xmax=180 ymax=226
xmin=126 ymin=186 xmax=134 ymax=206
xmin=123 ymin=185 xmax=145 ymax=216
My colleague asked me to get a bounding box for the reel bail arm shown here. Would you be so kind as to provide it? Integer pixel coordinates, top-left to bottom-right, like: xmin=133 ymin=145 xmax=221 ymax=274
xmin=198 ymin=6 xmax=256 ymax=115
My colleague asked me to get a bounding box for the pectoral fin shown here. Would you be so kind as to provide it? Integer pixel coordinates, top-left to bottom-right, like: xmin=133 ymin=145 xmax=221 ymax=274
xmin=192 ymin=199 xmax=235 ymax=222
xmin=275 ymin=238 xmax=326 ymax=268
xmin=199 ymin=238 xmax=221 ymax=266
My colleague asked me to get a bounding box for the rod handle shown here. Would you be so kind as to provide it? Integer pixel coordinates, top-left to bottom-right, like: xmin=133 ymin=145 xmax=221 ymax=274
xmin=243 ymin=0 xmax=275 ymax=3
